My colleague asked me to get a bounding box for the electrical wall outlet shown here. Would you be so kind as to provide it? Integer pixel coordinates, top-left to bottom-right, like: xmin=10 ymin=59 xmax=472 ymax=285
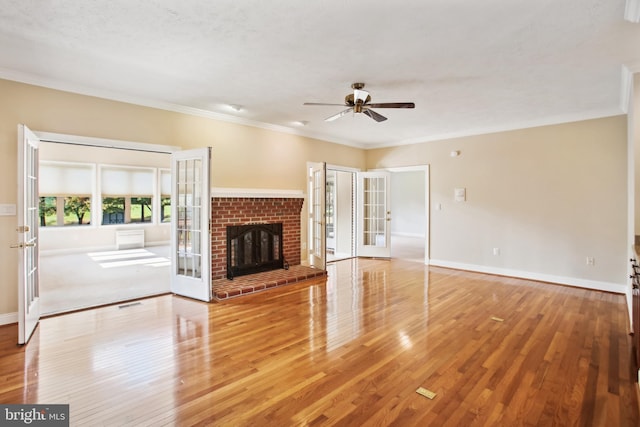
xmin=493 ymin=248 xmax=500 ymax=256
xmin=586 ymin=257 xmax=595 ymax=266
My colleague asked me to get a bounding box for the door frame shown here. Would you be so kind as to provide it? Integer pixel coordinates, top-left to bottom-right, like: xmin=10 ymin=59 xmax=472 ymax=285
xmin=374 ymin=165 xmax=430 ymax=265
xmin=305 ymin=162 xmax=430 ymax=265
xmin=29 ymin=131 xmax=184 ymax=310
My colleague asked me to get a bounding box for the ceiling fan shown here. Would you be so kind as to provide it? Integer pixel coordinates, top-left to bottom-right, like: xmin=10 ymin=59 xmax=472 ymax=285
xmin=303 ymin=83 xmax=415 ymax=122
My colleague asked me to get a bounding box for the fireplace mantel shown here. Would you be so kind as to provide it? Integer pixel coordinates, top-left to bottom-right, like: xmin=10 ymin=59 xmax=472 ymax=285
xmin=211 ymin=187 xmax=304 ymax=199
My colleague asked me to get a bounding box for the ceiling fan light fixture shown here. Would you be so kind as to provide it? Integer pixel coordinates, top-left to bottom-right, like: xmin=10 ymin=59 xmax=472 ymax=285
xmin=354 ymin=89 xmax=369 ymax=103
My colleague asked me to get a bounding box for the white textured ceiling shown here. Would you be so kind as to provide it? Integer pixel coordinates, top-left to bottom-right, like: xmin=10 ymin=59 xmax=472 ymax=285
xmin=0 ymin=0 xmax=639 ymax=148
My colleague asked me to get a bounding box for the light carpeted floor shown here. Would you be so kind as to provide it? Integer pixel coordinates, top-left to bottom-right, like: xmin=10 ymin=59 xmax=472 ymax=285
xmin=40 ymin=245 xmax=170 ymax=315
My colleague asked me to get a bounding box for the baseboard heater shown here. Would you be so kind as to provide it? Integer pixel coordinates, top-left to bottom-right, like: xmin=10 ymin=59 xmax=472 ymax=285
xmin=115 ymin=229 xmax=145 ymax=250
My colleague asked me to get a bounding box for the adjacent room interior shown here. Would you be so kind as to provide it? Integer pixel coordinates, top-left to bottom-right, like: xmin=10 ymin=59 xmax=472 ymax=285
xmin=38 ymin=142 xmax=171 ymax=315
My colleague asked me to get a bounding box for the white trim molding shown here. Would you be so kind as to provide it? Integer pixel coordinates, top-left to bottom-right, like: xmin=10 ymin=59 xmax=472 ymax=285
xmin=35 ymin=131 xmax=181 ymax=154
xmin=429 ymin=259 xmax=627 ymax=294
xmin=0 ymin=312 xmax=18 ymax=326
xmin=211 ymin=188 xmax=305 ymax=198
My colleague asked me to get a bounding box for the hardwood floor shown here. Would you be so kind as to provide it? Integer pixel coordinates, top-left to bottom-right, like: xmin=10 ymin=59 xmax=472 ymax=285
xmin=0 ymin=258 xmax=638 ymax=426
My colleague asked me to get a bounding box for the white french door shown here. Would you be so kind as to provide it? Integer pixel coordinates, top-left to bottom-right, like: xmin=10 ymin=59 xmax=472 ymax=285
xmin=170 ymin=148 xmax=212 ymax=302
xmin=357 ymin=171 xmax=391 ymax=258
xmin=308 ymin=162 xmax=326 ymax=269
xmin=16 ymin=125 xmax=41 ymax=345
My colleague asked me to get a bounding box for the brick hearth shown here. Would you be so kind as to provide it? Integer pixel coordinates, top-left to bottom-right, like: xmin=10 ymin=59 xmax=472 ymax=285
xmin=212 ymin=265 xmax=327 ymax=300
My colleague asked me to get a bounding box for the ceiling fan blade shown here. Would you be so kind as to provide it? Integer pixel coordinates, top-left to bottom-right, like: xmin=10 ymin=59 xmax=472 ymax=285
xmin=366 ymin=102 xmax=415 ymax=109
xmin=363 ymin=109 xmax=387 ymax=122
xmin=304 ymin=102 xmax=348 ymax=106
xmin=325 ymin=108 xmax=353 ymax=122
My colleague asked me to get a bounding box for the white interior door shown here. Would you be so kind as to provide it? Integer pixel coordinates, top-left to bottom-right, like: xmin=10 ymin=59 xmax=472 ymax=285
xmin=357 ymin=171 xmax=391 ymax=258
xmin=170 ymin=148 xmax=211 ymax=302
xmin=308 ymin=162 xmax=326 ymax=269
xmin=17 ymin=124 xmax=40 ymax=345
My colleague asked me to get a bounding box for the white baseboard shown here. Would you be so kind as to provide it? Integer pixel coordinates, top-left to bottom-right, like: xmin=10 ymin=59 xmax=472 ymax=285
xmin=429 ymin=259 xmax=627 ymax=294
xmin=41 ymin=245 xmax=114 ymax=256
xmin=0 ymin=312 xmax=18 ymax=326
xmin=391 ymin=232 xmax=425 ymax=238
xmin=146 ymin=240 xmax=170 ymax=247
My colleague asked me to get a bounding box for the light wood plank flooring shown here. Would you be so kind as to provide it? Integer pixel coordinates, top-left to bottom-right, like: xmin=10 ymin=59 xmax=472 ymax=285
xmin=0 ymin=258 xmax=638 ymax=426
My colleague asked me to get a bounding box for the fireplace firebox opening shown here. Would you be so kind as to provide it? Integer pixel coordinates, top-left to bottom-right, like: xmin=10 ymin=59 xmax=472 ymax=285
xmin=226 ymin=223 xmax=286 ymax=279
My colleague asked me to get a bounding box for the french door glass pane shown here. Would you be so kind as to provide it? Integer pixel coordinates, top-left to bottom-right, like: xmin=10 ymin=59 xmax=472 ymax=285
xmin=27 ymin=143 xmax=39 ymax=310
xmin=175 ymin=159 xmax=202 ymax=279
xmin=362 ymin=177 xmax=386 ymax=247
xmin=313 ymin=169 xmax=322 ymax=257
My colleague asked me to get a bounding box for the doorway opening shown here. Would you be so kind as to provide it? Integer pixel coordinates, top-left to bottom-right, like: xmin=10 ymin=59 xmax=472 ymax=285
xmin=307 ymin=163 xmax=429 ymax=266
xmin=388 ymin=166 xmax=429 ymax=264
xmin=36 ymin=134 xmax=177 ymax=315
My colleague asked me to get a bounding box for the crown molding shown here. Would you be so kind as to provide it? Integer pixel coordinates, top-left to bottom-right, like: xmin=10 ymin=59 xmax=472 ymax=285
xmin=0 ymin=67 xmax=367 ymax=149
xmin=626 ymin=0 xmax=640 ymax=23
xmin=366 ymin=107 xmax=624 ymax=149
xmin=35 ymin=131 xmax=181 ymax=153
xmin=0 ymin=67 xmax=628 ymax=152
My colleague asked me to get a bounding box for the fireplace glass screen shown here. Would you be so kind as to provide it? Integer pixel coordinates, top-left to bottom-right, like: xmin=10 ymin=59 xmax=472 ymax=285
xmin=227 ymin=223 xmax=283 ymax=279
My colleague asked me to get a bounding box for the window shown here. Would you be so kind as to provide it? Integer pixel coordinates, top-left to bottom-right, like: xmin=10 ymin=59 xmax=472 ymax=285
xmin=38 ymin=196 xmax=92 ymax=226
xmin=64 ymin=196 xmax=91 ymax=225
xmin=38 ymin=162 xmax=171 ymax=227
xmin=101 ymin=166 xmax=155 ymax=225
xmin=39 ymin=196 xmax=57 ymax=226
xmin=39 ymin=162 xmax=93 ymax=227
xmin=160 ymin=197 xmax=171 ymax=222
xmin=160 ymin=169 xmax=171 ymax=223
xmin=130 ymin=197 xmax=152 ymax=222
xmin=102 ymin=197 xmax=125 ymax=225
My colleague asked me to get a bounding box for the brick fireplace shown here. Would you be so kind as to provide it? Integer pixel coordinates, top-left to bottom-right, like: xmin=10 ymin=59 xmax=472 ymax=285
xmin=210 ymin=190 xmax=305 ymax=281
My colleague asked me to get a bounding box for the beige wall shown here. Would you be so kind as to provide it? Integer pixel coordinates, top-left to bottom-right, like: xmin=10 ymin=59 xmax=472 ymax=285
xmin=367 ymin=116 xmax=628 ymax=287
xmin=0 ymin=79 xmax=365 ymax=316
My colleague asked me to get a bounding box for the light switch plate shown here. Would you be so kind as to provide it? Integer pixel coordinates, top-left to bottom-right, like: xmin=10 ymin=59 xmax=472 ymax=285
xmin=0 ymin=204 xmax=16 ymax=216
